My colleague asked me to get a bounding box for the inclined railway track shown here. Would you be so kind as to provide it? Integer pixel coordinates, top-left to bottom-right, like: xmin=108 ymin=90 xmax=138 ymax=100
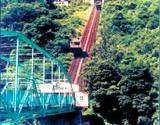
xmin=69 ymin=6 xmax=100 ymax=86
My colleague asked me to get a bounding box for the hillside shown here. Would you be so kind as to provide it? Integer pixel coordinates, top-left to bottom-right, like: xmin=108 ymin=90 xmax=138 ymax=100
xmin=83 ymin=0 xmax=159 ymax=124
xmin=0 ymin=2 xmax=91 ymax=69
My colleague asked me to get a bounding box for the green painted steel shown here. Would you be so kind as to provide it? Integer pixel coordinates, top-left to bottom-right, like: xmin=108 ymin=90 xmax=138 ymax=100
xmin=0 ymin=30 xmax=72 ymax=83
xmin=0 ymin=30 xmax=75 ymax=124
xmin=0 ymin=0 xmax=45 ymax=4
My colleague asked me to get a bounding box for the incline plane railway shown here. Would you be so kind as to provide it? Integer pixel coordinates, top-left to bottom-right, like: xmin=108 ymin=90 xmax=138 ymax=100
xmin=69 ymin=4 xmax=101 ymax=87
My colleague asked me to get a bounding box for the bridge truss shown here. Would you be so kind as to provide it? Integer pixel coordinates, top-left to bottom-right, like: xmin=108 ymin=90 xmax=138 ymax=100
xmin=0 ymin=31 xmax=75 ymax=124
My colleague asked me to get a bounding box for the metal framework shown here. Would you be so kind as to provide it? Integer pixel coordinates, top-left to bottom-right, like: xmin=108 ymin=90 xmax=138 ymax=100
xmin=0 ymin=0 xmax=45 ymax=3
xmin=0 ymin=31 xmax=75 ymax=124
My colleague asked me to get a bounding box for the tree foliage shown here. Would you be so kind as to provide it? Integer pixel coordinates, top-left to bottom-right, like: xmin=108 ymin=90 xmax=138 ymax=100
xmin=84 ymin=0 xmax=159 ymax=124
xmin=0 ymin=2 xmax=88 ymax=68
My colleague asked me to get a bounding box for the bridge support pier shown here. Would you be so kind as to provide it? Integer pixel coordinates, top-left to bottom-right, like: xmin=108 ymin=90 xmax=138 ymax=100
xmin=37 ymin=111 xmax=82 ymax=125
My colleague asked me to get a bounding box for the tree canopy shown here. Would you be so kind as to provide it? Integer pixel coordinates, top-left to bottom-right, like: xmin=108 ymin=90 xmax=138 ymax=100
xmin=83 ymin=0 xmax=159 ymax=124
xmin=0 ymin=2 xmax=89 ymax=68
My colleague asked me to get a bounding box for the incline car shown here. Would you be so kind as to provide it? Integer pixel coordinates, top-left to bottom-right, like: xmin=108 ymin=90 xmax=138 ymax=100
xmin=70 ymin=37 xmax=82 ymax=49
xmin=95 ymin=0 xmax=102 ymax=10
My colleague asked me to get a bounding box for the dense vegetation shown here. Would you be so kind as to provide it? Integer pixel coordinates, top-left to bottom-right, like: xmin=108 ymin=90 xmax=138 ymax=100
xmin=84 ymin=0 xmax=159 ymax=124
xmin=0 ymin=2 xmax=89 ymax=68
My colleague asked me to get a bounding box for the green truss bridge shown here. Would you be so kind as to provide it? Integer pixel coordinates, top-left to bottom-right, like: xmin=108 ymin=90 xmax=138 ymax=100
xmin=0 ymin=31 xmax=86 ymax=124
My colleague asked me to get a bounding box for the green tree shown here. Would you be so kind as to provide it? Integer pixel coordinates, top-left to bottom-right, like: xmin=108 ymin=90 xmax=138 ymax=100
xmin=84 ymin=0 xmax=159 ymax=124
